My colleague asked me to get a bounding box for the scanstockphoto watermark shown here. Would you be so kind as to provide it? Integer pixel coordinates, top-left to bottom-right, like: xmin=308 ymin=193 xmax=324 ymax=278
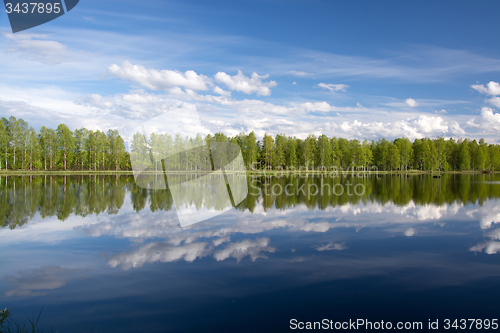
xmin=250 ymin=178 xmax=367 ymax=198
xmin=247 ymin=164 xmax=377 ymax=199
xmin=290 ymin=318 xmax=425 ymax=330
xmin=248 ymin=163 xmax=380 ymax=179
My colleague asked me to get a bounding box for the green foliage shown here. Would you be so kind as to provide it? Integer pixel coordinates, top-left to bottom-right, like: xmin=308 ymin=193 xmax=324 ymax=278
xmin=315 ymin=134 xmax=332 ymax=169
xmin=0 ymin=121 xmax=9 ymax=170
xmin=459 ymin=139 xmax=471 ymax=171
xmin=261 ymin=133 xmax=274 ymax=169
xmin=56 ymin=123 xmax=75 ymax=170
xmin=1 ymin=117 xmax=130 ymax=171
xmin=273 ymin=134 xmax=287 ymax=169
xmin=286 ymin=137 xmax=298 ymax=168
xmin=302 ymin=135 xmax=316 ymax=169
xmin=0 ymin=115 xmax=497 ymax=172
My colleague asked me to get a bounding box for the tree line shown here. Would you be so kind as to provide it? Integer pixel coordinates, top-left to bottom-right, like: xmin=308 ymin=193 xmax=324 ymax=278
xmin=0 ymin=116 xmax=130 ymax=171
xmin=2 ymin=115 xmax=499 ymax=172
xmin=132 ymin=131 xmax=500 ymax=172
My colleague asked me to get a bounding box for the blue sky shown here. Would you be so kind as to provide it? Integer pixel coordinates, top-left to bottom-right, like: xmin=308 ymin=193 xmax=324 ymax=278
xmin=1 ymin=0 xmax=500 ymax=144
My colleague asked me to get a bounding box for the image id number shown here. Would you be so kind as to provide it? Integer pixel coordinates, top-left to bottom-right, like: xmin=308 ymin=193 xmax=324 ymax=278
xmin=5 ymin=3 xmax=61 ymax=14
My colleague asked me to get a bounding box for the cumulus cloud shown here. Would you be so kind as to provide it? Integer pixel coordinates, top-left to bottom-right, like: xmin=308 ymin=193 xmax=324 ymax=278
xmin=412 ymin=115 xmax=449 ymax=134
xmin=471 ymin=82 xmax=500 ymax=109
xmin=108 ymin=242 xmax=212 ymax=270
xmin=467 ymin=107 xmax=500 ymax=135
xmin=479 ymin=209 xmax=500 ymax=229
xmin=471 ymin=81 xmax=500 ymax=96
xmin=213 ymin=238 xmax=276 ymax=262
xmin=404 ymin=228 xmax=416 ymax=236
xmin=14 ymin=83 xmax=468 ymax=145
xmin=315 ymin=242 xmax=347 ymax=251
xmin=405 ymin=98 xmax=418 ymax=107
xmin=333 ymin=115 xmax=464 ymax=141
xmin=301 ymin=101 xmax=335 ymax=112
xmin=470 ymin=242 xmax=500 ymax=255
xmin=214 ymin=70 xmax=277 ymax=96
xmin=80 ymin=92 xmax=211 ymax=134
xmin=213 ymin=86 xmax=231 ymax=97
xmin=487 ymin=97 xmax=500 ymax=108
xmin=81 ymin=90 xmax=467 ymax=142
xmin=108 ymin=61 xmax=211 ymax=91
xmin=316 ymin=83 xmax=349 ymax=92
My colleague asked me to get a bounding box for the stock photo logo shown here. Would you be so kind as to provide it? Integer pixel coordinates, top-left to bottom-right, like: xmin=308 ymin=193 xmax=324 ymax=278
xmin=128 ymin=106 xmax=248 ymax=227
xmin=3 ymin=0 xmax=79 ymax=33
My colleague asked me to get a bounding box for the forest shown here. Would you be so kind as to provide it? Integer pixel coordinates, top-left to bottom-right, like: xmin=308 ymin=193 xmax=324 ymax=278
xmin=1 ymin=115 xmax=500 ymax=172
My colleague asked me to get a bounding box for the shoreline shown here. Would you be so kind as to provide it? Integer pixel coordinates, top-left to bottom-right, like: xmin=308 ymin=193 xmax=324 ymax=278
xmin=0 ymin=170 xmax=497 ymax=176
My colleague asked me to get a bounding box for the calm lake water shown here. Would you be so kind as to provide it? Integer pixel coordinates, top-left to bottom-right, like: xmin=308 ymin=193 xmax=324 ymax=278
xmin=1 ymin=173 xmax=500 ymax=332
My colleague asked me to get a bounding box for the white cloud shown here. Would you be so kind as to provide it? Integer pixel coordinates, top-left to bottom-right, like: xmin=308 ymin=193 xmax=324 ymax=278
xmin=4 ymin=266 xmax=86 ymax=297
xmin=301 ymin=101 xmax=335 ymax=112
xmin=108 ymin=60 xmax=211 ymax=91
xmin=467 ymin=107 xmax=500 ymax=135
xmin=289 ymin=71 xmax=310 ymax=77
xmin=315 ymin=242 xmax=347 ymax=251
xmin=214 ymin=70 xmax=277 ymax=96
xmin=1 ymin=81 xmax=476 ymax=145
xmin=83 ymin=90 xmax=465 ymax=142
xmin=471 ymin=81 xmax=500 ymax=96
xmin=2 ymin=32 xmax=80 ymax=65
xmin=213 ymin=86 xmax=231 ymax=97
xmin=405 ymin=98 xmax=418 ymax=107
xmin=412 ymin=115 xmax=448 ymax=134
xmin=471 ymin=82 xmax=500 ymax=108
xmin=404 ymin=228 xmax=416 ymax=237
xmin=213 ymin=237 xmax=231 ymax=247
xmin=213 ymin=238 xmax=276 ymax=262
xmin=316 ymin=83 xmax=349 ymax=92
xmin=330 ymin=115 xmax=464 ymax=141
xmin=107 ymin=242 xmax=212 ymax=270
xmin=487 ymin=97 xmax=500 ymax=108
xmin=479 ymin=210 xmax=500 ymax=229
xmin=470 ymin=242 xmax=500 ymax=255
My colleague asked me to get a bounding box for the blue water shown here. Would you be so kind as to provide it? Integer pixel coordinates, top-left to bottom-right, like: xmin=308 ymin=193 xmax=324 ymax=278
xmin=1 ymin=175 xmax=500 ymax=332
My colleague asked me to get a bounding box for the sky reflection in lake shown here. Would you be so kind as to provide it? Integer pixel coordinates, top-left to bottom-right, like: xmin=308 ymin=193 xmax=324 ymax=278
xmin=1 ymin=174 xmax=500 ymax=332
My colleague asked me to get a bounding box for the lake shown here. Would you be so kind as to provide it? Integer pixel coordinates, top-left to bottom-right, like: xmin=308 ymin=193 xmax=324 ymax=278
xmin=1 ymin=173 xmax=500 ymax=332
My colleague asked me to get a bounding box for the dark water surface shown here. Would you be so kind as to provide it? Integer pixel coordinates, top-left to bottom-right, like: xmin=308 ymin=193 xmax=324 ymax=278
xmin=1 ymin=174 xmax=500 ymax=332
